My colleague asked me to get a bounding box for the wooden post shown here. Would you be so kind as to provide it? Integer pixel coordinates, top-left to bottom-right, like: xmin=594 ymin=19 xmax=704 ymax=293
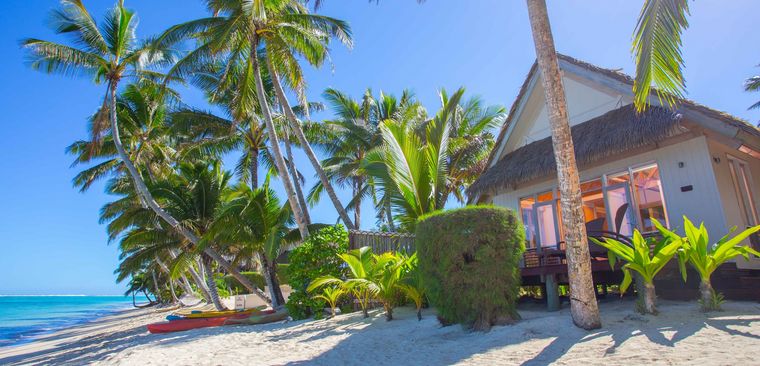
xmin=545 ymin=274 xmax=560 ymax=311
xmin=546 ymin=275 xmax=560 ymax=311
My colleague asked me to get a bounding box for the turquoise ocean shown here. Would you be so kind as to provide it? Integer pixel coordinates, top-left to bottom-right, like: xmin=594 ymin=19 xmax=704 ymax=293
xmin=0 ymin=296 xmax=144 ymax=347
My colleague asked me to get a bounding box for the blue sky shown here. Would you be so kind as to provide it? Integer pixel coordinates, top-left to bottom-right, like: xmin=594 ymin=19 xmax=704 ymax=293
xmin=1 ymin=0 xmax=758 ymax=295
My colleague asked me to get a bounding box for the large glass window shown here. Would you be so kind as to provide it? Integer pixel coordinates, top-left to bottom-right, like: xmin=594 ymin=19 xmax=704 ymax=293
xmin=728 ymin=156 xmax=759 ymax=227
xmin=581 ymin=179 xmax=607 ymax=231
xmin=519 ymin=196 xmax=537 ymax=249
xmin=519 ymin=162 xmax=669 ymax=246
xmin=632 ymin=164 xmax=668 ymax=231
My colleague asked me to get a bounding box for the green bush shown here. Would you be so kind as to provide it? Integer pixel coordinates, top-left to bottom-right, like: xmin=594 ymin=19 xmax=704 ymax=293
xmin=220 ymin=272 xmax=267 ymax=296
xmin=286 ymin=225 xmax=349 ymax=319
xmin=416 ymin=206 xmax=525 ymax=331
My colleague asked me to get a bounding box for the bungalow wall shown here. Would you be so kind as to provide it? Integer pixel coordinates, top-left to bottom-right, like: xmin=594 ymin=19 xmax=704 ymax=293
xmin=707 ymin=139 xmax=760 ymax=269
xmin=491 ymin=136 xmax=726 ymax=238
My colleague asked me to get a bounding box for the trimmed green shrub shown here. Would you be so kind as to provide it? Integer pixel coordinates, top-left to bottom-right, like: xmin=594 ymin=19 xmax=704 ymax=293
xmin=416 ymin=206 xmax=525 ymax=331
xmin=220 ymin=272 xmax=267 ymax=296
xmin=286 ymin=225 xmax=349 ymax=319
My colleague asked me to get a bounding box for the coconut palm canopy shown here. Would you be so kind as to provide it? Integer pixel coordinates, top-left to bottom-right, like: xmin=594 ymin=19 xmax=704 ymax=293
xmin=10 ymin=0 xmax=760 ymax=300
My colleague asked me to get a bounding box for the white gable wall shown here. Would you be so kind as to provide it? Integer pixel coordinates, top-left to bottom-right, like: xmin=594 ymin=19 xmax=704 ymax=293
xmin=521 ymin=76 xmax=626 ymax=146
xmin=497 ymin=69 xmax=632 ymax=160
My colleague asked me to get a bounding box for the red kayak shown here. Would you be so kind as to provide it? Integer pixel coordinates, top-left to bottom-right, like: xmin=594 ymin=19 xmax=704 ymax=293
xmin=147 ymin=310 xmax=275 ymax=334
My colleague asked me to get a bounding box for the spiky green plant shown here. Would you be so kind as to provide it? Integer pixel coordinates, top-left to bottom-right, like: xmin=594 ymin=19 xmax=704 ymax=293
xmin=312 ymin=287 xmax=346 ymax=317
xmin=655 ymin=217 xmax=760 ymax=311
xmin=591 ymin=226 xmax=682 ymax=315
xmin=632 ymin=0 xmax=690 ymax=111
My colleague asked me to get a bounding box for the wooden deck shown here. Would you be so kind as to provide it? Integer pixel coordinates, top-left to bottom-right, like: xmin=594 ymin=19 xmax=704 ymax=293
xmin=348 ymin=230 xmax=760 ymax=310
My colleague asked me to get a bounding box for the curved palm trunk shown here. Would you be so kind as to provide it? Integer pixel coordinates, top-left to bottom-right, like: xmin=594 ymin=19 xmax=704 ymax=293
xmin=107 ymin=81 xmax=270 ymax=304
xmin=354 ymin=178 xmax=362 ymax=229
xmin=168 ymin=277 xmax=179 ymax=302
xmin=249 ymin=43 xmax=310 ymax=240
xmin=283 ymin=129 xmax=311 ymax=224
xmin=526 ymin=0 xmax=601 ymax=330
xmin=250 ymin=146 xmax=259 ymax=189
xmin=265 ymin=58 xmax=356 ymax=230
xmin=202 ymin=256 xmax=226 ymax=311
xmin=259 ymin=253 xmax=285 ymax=308
xmin=150 ymin=269 xmax=162 ymax=303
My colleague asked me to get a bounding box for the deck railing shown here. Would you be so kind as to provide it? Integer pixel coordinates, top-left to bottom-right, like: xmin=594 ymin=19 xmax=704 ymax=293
xmin=348 ymin=230 xmax=416 ymax=254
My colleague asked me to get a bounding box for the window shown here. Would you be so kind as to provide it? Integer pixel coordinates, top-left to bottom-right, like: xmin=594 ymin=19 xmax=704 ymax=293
xmin=519 ymin=196 xmax=537 ymax=249
xmin=728 ymin=156 xmax=759 ymax=227
xmin=581 ymin=179 xmax=607 ymax=231
xmin=631 ymin=164 xmax=668 ymax=232
xmin=518 ymin=162 xmax=670 ymax=248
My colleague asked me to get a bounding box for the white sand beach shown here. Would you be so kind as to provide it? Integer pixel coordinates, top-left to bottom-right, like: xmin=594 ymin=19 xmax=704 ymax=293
xmin=1 ymin=299 xmax=759 ymax=365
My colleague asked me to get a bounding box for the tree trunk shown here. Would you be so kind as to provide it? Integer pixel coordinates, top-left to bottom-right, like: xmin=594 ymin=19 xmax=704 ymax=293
xmin=250 ymin=146 xmax=259 ymax=189
xmin=167 ymin=250 xmax=212 ymax=302
xmin=354 ymin=178 xmax=361 ymax=229
xmin=417 ymin=308 xmax=422 ymax=321
xmin=132 ymin=292 xmax=137 ymax=308
xmin=643 ymin=282 xmax=658 ymax=315
xmin=168 ymin=277 xmax=179 ymax=303
xmin=249 ymin=41 xmax=310 ymax=239
xmin=204 ymin=247 xmax=272 ymax=304
xmin=526 ymin=0 xmax=601 ymax=330
xmin=202 ymin=256 xmax=226 ymax=311
xmin=258 ymin=252 xmax=285 ymax=308
xmin=386 ymin=199 xmax=395 ymax=232
xmin=700 ymin=278 xmax=717 ymax=311
xmin=179 ymin=274 xmax=195 ymax=298
xmin=265 ymin=55 xmax=356 ymax=230
xmin=283 ymin=129 xmax=311 ymax=225
xmin=385 ymin=304 xmax=393 ymax=321
xmin=107 ymin=81 xmax=270 ymax=303
xmin=150 ymin=269 xmax=162 ymax=303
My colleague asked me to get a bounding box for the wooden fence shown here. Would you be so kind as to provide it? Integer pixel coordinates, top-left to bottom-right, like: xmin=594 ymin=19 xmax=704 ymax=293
xmin=348 ymin=230 xmax=416 ymax=254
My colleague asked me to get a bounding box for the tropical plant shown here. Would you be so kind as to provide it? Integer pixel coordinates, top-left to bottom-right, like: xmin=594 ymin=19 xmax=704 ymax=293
xmin=655 ymin=217 xmax=760 ymax=311
xmin=398 ymin=252 xmax=426 ymax=321
xmin=23 ymin=0 xmax=260 ymax=297
xmin=286 ymin=225 xmax=349 ymax=319
xmin=313 ymin=286 xmax=346 ymax=317
xmin=308 ymin=247 xmax=415 ymax=321
xmin=208 ymin=176 xmax=321 ymax=307
xmin=525 ymin=0 xmax=601 ymax=329
xmin=632 ymin=0 xmax=690 ymax=112
xmin=309 ymin=88 xmax=415 ymax=229
xmin=156 ymin=0 xmax=355 ymax=235
xmin=591 ymin=225 xmax=683 ymax=315
xmin=744 ymin=72 xmax=760 ymax=124
xmin=363 ymin=109 xmax=450 ymax=231
xmin=416 ymin=206 xmax=524 ymax=331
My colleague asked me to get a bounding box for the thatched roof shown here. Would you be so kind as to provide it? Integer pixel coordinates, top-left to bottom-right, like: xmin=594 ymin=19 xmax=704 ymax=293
xmin=484 ymin=54 xmax=760 ymax=172
xmin=468 ymin=104 xmax=686 ymax=197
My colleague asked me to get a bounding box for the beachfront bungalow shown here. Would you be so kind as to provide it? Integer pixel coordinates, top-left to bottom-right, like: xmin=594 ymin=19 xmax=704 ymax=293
xmin=467 ymin=55 xmax=760 ymax=304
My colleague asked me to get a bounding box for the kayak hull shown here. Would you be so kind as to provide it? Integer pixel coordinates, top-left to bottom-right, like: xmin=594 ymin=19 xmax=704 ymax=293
xmin=148 ymin=310 xmax=277 ymax=334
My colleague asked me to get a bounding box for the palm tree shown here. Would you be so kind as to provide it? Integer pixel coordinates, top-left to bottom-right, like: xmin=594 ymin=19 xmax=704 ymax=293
xmin=209 ymin=178 xmax=318 ymax=307
xmin=309 ymin=88 xmax=394 ymax=229
xmin=632 ymin=0 xmax=690 ymax=111
xmin=155 ymin=0 xmax=355 ymax=236
xmin=525 ymin=0 xmax=601 ymax=329
xmin=435 ymin=88 xmax=506 ymax=203
xmin=364 ymin=109 xmax=450 ymax=231
xmin=23 ymin=0 xmax=261 ymax=296
xmin=744 ymin=72 xmax=760 ymax=125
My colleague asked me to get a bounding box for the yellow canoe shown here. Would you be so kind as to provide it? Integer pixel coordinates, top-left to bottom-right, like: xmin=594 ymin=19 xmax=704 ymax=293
xmin=178 ymin=306 xmax=267 ymax=319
